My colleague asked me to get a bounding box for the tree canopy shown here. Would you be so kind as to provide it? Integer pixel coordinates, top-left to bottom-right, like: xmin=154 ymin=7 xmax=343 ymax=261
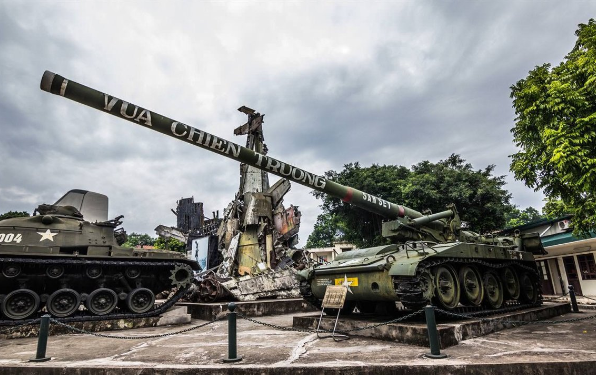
xmin=122 ymin=232 xmax=186 ymax=253
xmin=0 ymin=211 xmax=30 ymax=220
xmin=155 ymin=236 xmax=187 ymax=253
xmin=510 ymin=19 xmax=596 ymax=236
xmin=504 ymin=207 xmax=545 ymax=229
xmin=306 ymin=154 xmax=514 ymax=248
xmin=122 ymin=232 xmax=156 ymax=248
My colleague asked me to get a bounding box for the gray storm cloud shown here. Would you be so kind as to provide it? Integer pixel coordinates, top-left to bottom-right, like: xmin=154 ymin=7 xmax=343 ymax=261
xmin=0 ymin=1 xmax=593 ymax=245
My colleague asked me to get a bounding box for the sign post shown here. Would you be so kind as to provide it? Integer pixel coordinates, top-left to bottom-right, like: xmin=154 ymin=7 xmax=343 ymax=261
xmin=315 ymin=285 xmax=350 ymax=341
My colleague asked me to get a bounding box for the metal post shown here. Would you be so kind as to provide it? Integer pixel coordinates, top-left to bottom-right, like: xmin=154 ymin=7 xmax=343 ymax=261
xmin=29 ymin=314 xmax=51 ymax=362
xmin=423 ymin=306 xmax=447 ymax=359
xmin=568 ymin=285 xmax=580 ymax=313
xmin=223 ymin=302 xmax=242 ymax=363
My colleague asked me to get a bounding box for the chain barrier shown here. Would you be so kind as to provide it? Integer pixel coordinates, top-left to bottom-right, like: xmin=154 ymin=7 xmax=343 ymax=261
xmin=448 ymin=303 xmax=538 ymax=317
xmin=237 ymin=312 xmax=331 ymax=334
xmin=435 ymin=308 xmax=596 ymax=325
xmin=0 ymin=319 xmax=41 ymax=335
xmin=237 ymin=309 xmax=425 ymax=335
xmin=49 ymin=317 xmax=224 ymax=340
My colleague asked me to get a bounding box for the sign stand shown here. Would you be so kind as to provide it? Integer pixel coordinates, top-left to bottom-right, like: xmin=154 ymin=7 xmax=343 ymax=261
xmin=315 ymin=285 xmax=350 ymax=341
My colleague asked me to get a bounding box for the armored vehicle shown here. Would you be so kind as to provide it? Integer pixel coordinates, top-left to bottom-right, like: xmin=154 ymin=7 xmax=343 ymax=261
xmin=40 ymin=71 xmax=546 ymax=313
xmin=0 ymin=189 xmax=199 ymax=322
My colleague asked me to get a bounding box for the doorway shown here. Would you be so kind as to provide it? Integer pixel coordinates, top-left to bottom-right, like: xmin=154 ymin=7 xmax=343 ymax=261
xmin=562 ymin=256 xmax=583 ymax=295
xmin=537 ymin=260 xmax=555 ymax=295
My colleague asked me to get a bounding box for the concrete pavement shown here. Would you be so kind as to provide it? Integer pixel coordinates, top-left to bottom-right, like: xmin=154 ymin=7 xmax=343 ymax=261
xmin=1 ymin=305 xmax=596 ymax=374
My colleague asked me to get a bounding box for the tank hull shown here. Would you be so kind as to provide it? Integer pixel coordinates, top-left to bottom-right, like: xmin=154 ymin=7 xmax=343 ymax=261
xmin=0 ymin=210 xmax=199 ymax=323
xmin=303 ymin=241 xmax=541 ymax=312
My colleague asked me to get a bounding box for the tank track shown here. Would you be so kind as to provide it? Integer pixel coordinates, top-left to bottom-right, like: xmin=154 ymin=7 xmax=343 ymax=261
xmin=0 ymin=257 xmax=192 ymax=326
xmin=299 ymin=280 xmax=322 ymax=310
xmin=394 ymin=257 xmax=543 ymax=309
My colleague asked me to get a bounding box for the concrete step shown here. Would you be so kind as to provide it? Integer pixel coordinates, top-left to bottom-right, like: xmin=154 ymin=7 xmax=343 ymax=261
xmin=293 ymin=302 xmax=570 ymax=348
xmin=178 ymin=298 xmax=317 ymax=320
xmin=1 ymin=305 xmax=192 ymax=339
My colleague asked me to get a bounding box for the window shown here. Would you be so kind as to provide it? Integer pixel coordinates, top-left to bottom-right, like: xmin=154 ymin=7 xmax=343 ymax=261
xmin=563 ymin=256 xmax=579 ymax=280
xmin=317 ymin=256 xmax=328 ymax=263
xmin=577 ymin=254 xmax=596 ymax=280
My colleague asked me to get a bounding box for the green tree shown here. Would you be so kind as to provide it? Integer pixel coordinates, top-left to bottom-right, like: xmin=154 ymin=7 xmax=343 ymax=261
xmin=404 ymin=154 xmax=512 ymax=233
xmin=155 ymin=236 xmax=187 ymax=253
xmin=510 ymin=19 xmax=596 ymax=236
xmin=310 ymin=162 xmax=410 ymax=247
xmin=505 ymin=206 xmax=545 ymax=228
xmin=0 ymin=211 xmax=30 ymax=220
xmin=307 ymin=155 xmax=514 ymax=248
xmin=123 ymin=232 xmax=156 ymax=248
xmin=542 ymin=198 xmax=569 ymax=220
xmin=306 ymin=214 xmax=344 ymax=248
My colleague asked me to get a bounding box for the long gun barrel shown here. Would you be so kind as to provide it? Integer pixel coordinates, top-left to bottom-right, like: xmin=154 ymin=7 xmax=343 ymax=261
xmin=41 ymin=71 xmax=425 ymax=220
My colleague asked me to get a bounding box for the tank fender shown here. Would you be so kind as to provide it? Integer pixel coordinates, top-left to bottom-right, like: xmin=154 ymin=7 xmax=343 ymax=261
xmin=388 ymin=259 xmax=422 ymax=277
xmin=296 ymin=268 xmax=312 ymax=281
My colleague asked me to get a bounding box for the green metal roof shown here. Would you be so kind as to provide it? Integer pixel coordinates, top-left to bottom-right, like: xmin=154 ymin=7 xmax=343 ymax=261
xmin=498 ymin=215 xmax=573 ymax=235
xmin=542 ymin=232 xmax=596 ymax=247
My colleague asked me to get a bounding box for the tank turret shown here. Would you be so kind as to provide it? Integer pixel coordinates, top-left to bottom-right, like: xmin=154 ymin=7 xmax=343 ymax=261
xmin=40 ymin=71 xmax=545 ymax=313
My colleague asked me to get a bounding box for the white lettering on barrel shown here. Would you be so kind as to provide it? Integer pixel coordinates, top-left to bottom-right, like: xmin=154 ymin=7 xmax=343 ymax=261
xmin=104 ymin=95 xmax=119 ymax=111
xmin=279 ymin=162 xmax=293 ymax=176
xmin=226 ymin=143 xmax=241 ymax=158
xmin=186 ymin=127 xmax=202 ymax=143
xmin=291 ymin=167 xmax=305 ymax=181
xmin=302 ymin=172 xmax=315 ymax=185
xmin=255 ymin=153 xmax=265 ymax=167
xmin=134 ymin=109 xmax=152 ymax=127
xmin=265 ymin=157 xmax=281 ymax=173
xmin=120 ymin=102 xmax=138 ymax=119
xmin=203 ymin=134 xmax=212 ymax=147
xmin=171 ymin=122 xmax=188 ymax=137
xmin=314 ymin=177 xmax=326 ymax=189
xmin=210 ymin=136 xmax=224 ymax=152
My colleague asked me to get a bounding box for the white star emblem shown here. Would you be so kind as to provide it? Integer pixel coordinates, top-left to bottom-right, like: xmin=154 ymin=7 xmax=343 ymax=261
xmin=38 ymin=229 xmax=58 ymax=242
xmin=342 ymin=275 xmax=353 ymax=294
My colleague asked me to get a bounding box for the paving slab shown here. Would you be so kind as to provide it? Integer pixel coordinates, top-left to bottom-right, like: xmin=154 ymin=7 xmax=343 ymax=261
xmin=0 ymin=306 xmax=595 ymax=374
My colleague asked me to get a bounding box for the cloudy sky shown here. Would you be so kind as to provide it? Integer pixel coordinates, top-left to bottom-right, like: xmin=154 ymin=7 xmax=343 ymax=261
xmin=0 ymin=1 xmax=594 ymax=246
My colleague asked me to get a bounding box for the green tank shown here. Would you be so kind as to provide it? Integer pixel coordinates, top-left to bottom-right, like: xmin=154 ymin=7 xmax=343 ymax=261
xmin=0 ymin=189 xmax=199 ymax=322
xmin=39 ymin=71 xmax=546 ymax=313
xmin=300 ymin=211 xmax=546 ymax=313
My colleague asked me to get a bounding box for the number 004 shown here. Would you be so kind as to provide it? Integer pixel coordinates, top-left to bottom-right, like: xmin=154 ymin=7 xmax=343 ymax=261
xmin=0 ymin=233 xmax=22 ymax=243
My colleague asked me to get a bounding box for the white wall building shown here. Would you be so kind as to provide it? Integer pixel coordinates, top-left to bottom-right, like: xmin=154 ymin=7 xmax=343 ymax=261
xmin=306 ymin=241 xmax=356 ymax=263
xmin=503 ymin=216 xmax=596 ymax=297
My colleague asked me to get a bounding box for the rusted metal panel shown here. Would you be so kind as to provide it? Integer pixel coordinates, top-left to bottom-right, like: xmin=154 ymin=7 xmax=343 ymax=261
xmin=243 ymin=193 xmax=272 ymax=226
xmin=173 ymin=197 xmax=204 ymax=233
xmin=266 ymin=178 xmax=291 ymax=208
xmin=237 ymin=230 xmax=260 ymax=276
xmin=274 ymin=205 xmax=301 ymax=238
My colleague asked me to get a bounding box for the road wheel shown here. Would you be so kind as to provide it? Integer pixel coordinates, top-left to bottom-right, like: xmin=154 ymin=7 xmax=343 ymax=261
xmin=483 ymin=271 xmax=504 ymax=309
xmin=501 ymin=267 xmax=521 ymax=300
xmin=433 ymin=265 xmax=460 ymax=310
xmin=519 ymin=272 xmax=538 ymax=304
xmin=86 ymin=288 xmax=118 ymax=316
xmin=126 ymin=288 xmax=155 ymax=314
xmin=459 ymin=265 xmax=484 ymax=306
xmin=47 ymin=288 xmax=81 ymax=318
xmin=2 ymin=289 xmax=40 ymax=320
